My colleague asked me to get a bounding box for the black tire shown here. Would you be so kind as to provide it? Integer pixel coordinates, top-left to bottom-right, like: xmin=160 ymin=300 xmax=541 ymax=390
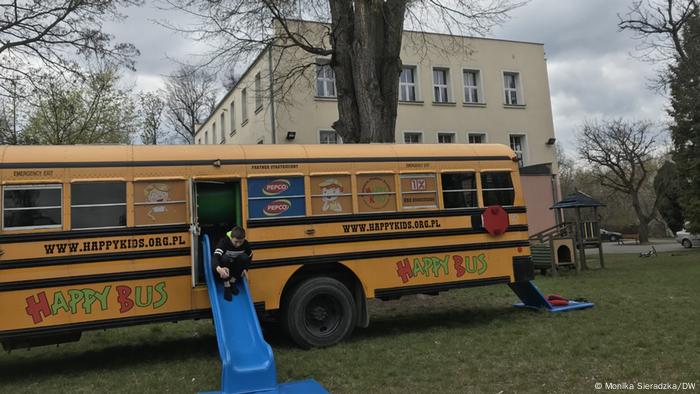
xmin=282 ymin=277 xmax=356 ymax=349
xmin=682 ymin=239 xmax=692 ymax=248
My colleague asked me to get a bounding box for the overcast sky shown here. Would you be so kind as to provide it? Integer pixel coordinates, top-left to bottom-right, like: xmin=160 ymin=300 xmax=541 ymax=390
xmin=104 ymin=0 xmax=670 ymax=153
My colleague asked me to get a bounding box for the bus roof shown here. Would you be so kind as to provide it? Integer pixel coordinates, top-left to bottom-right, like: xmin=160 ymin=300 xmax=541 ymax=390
xmin=0 ymin=144 xmax=516 ymax=167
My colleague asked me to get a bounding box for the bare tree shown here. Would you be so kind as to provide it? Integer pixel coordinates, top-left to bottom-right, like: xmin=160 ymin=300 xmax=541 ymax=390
xmin=619 ymin=0 xmax=698 ymax=62
xmin=160 ymin=0 xmax=523 ymax=143
xmin=163 ymin=65 xmax=217 ymax=144
xmin=0 ymin=1 xmax=143 ymax=96
xmin=577 ymin=119 xmax=662 ymax=243
xmin=138 ymin=91 xmax=166 ymax=144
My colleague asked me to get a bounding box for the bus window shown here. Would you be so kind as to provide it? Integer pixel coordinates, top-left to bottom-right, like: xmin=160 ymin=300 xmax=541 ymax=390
xmin=481 ymin=172 xmax=515 ymax=206
xmin=357 ymin=174 xmax=397 ymax=213
xmin=71 ymin=182 xmax=126 ymax=229
xmin=310 ymin=175 xmax=352 ymax=215
xmin=2 ymin=184 xmax=62 ymax=229
xmin=400 ymin=173 xmax=438 ymax=209
xmin=441 ymin=172 xmax=477 ymax=208
xmin=247 ymin=177 xmax=305 ymax=219
xmin=134 ymin=181 xmax=188 ymax=226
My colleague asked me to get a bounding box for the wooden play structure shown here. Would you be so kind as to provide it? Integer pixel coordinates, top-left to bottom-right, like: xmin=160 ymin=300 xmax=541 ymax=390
xmin=529 ymin=191 xmax=606 ymax=275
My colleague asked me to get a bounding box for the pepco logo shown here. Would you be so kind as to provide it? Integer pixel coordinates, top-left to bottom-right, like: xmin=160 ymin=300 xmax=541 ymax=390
xmin=263 ymin=179 xmax=290 ymax=196
xmin=263 ymin=199 xmax=291 ymax=216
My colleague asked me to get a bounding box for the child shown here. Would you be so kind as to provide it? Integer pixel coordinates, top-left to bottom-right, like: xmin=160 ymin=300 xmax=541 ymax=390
xmin=212 ymin=226 xmax=253 ymax=301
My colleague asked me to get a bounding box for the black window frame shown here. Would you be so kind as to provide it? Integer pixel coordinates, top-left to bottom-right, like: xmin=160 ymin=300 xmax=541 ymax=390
xmin=480 ymin=171 xmax=515 ymax=207
xmin=441 ymin=172 xmax=478 ymax=209
xmin=2 ymin=184 xmax=63 ymax=230
xmin=71 ymin=181 xmax=127 ymax=230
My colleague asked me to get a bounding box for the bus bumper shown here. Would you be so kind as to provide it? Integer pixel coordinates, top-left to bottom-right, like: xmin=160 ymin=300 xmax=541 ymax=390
xmin=513 ymin=256 xmax=534 ymax=282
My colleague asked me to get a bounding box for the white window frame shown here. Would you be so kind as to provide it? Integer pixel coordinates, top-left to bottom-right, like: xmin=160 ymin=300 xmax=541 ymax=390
xmin=2 ymin=184 xmax=63 ymax=230
xmin=399 ymin=65 xmax=418 ymax=102
xmin=462 ymin=68 xmax=483 ymax=104
xmin=255 ymin=72 xmax=263 ymax=110
xmin=403 ymin=131 xmax=424 ymax=144
xmin=437 ymin=132 xmax=456 ymax=144
xmin=318 ymin=129 xmax=343 ymax=144
xmin=241 ymin=88 xmax=248 ymax=123
xmin=229 ymin=101 xmax=236 ymax=135
xmin=219 ymin=113 xmax=226 ymax=143
xmin=432 ymin=67 xmax=450 ymax=103
xmin=467 ymin=132 xmax=488 ymax=144
xmin=508 ymin=133 xmax=528 ymax=167
xmin=316 ymin=60 xmax=336 ymax=98
xmin=503 ymin=71 xmax=523 ymax=105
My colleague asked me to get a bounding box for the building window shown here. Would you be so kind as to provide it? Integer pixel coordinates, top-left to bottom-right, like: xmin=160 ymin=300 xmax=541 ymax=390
xmin=404 ymin=132 xmax=422 ymax=144
xmin=438 ymin=132 xmax=455 ymax=143
xmin=357 ymin=174 xmax=397 ymax=213
xmin=463 ymin=69 xmax=481 ymax=103
xmin=3 ymin=184 xmax=62 ymax=229
xmin=212 ymin=122 xmax=217 ymax=144
xmin=399 ymin=66 xmax=417 ymax=101
xmin=316 ymin=62 xmax=336 ymax=97
xmin=441 ymin=172 xmax=477 ymax=208
xmin=255 ymin=72 xmax=263 ymax=110
xmin=319 ymin=130 xmax=342 ymax=144
xmin=197 ymin=138 xmax=201 ymax=145
xmin=504 ymin=72 xmax=521 ymax=105
xmin=134 ymin=181 xmax=188 ymax=226
xmin=205 ymin=131 xmax=209 ymax=144
xmin=468 ymin=133 xmax=486 ymax=144
xmin=229 ymin=102 xmax=236 ymax=135
xmin=71 ymin=182 xmax=126 ymax=229
xmin=433 ymin=68 xmax=450 ymax=103
xmin=481 ymin=172 xmax=515 ymax=206
xmin=241 ymin=89 xmax=248 ymax=123
xmin=220 ymin=113 xmax=226 ymax=143
xmin=311 ymin=175 xmax=352 ymax=215
xmin=400 ymin=174 xmax=438 ymax=210
xmin=509 ymin=134 xmax=526 ymax=167
xmin=257 ymin=138 xmax=264 ymax=144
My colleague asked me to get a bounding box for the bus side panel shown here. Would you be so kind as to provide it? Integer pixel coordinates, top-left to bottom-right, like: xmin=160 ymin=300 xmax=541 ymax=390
xmin=0 ymin=275 xmax=192 ymax=333
xmin=342 ymin=246 xmax=530 ymax=298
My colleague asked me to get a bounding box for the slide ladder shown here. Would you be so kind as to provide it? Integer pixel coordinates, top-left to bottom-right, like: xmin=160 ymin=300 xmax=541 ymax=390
xmin=201 ymin=235 xmax=328 ymax=394
xmin=509 ymin=280 xmax=594 ymax=313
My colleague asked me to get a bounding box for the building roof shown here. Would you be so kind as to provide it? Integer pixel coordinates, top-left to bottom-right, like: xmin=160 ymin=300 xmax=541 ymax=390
xmin=551 ymin=191 xmax=606 ymax=209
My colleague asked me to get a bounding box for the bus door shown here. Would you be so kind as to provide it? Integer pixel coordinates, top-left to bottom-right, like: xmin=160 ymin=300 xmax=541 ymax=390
xmin=191 ymin=179 xmax=242 ymax=285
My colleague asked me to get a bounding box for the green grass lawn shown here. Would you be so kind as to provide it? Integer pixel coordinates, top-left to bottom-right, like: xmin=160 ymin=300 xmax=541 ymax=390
xmin=2 ymin=250 xmax=699 ymax=393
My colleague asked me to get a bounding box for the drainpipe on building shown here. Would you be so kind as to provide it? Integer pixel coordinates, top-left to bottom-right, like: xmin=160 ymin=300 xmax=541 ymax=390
xmin=267 ymin=47 xmax=277 ymax=144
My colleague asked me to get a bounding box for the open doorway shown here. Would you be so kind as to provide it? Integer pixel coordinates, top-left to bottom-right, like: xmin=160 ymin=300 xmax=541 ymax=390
xmin=192 ymin=180 xmax=242 ymax=285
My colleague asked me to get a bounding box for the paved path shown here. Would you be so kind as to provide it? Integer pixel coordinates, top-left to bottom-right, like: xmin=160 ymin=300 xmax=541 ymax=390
xmin=585 ymin=238 xmax=689 ymax=255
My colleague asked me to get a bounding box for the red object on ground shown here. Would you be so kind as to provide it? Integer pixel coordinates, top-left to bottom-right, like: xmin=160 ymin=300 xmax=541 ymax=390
xmin=547 ymin=294 xmax=570 ymax=306
xmin=482 ymin=205 xmax=509 ymax=236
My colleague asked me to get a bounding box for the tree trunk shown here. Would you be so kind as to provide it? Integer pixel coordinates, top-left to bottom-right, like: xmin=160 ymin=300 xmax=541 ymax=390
xmin=330 ymin=0 xmax=407 ymax=143
xmin=632 ymin=195 xmax=652 ymax=244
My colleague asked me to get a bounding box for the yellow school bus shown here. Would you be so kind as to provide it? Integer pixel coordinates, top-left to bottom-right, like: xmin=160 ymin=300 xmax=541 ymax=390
xmin=0 ymin=144 xmax=532 ymax=349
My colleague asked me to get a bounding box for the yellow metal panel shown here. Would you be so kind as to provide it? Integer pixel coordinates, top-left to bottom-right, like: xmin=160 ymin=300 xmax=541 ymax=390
xmin=0 ymin=275 xmax=192 ymax=332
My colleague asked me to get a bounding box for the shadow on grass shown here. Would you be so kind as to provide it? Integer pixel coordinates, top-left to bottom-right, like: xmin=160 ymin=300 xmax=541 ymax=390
xmin=0 ymin=334 xmax=218 ymax=384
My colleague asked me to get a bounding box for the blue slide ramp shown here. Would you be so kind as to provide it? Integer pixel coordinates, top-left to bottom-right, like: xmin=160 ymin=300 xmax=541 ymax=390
xmin=509 ymin=280 xmax=595 ymax=313
xmin=201 ymin=235 xmax=328 ymax=394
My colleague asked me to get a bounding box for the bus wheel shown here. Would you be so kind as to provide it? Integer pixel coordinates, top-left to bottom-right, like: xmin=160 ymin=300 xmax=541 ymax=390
xmin=283 ymin=277 xmax=356 ymax=349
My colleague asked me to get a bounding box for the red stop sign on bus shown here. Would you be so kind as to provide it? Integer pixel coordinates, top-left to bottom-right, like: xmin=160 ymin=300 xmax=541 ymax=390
xmin=483 ymin=205 xmax=509 ymax=236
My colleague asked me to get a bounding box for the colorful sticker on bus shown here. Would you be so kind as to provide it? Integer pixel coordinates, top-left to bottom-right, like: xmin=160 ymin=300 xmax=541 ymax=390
xmin=395 ymin=254 xmax=488 ymax=283
xmin=248 ymin=177 xmax=305 ymax=219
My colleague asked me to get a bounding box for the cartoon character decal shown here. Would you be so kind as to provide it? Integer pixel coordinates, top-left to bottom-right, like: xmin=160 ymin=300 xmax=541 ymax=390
xmin=319 ymin=178 xmax=344 ymax=213
xmin=144 ymin=183 xmax=169 ymax=221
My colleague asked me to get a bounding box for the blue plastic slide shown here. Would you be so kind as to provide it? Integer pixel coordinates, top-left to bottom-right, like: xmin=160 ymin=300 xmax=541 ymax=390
xmin=509 ymin=280 xmax=595 ymax=313
xmin=201 ymin=235 xmax=328 ymax=394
